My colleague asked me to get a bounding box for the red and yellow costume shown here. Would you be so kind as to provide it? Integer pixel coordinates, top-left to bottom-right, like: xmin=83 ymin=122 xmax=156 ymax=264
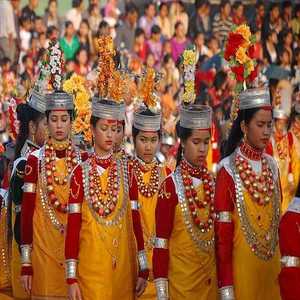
xmin=10 ymin=140 xmax=40 ymax=300
xmin=266 ymin=131 xmax=298 ymax=212
xmin=215 ymin=142 xmax=281 ymax=299
xmin=65 ymin=153 xmax=148 ymax=299
xmin=20 ymin=140 xmax=86 ymax=299
xmin=129 ymin=158 xmax=170 ymax=299
xmin=278 ymin=193 xmax=300 ymax=300
xmin=206 ymin=121 xmax=221 ymax=175
xmin=153 ymin=158 xmax=217 ymax=300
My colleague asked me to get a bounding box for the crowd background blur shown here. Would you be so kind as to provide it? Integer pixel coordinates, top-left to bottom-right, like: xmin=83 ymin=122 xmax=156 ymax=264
xmin=0 ymin=0 xmax=300 ymax=186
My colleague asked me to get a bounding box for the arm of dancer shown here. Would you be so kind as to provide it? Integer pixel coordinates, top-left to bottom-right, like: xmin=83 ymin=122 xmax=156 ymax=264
xmin=214 ymin=167 xmax=235 ymax=300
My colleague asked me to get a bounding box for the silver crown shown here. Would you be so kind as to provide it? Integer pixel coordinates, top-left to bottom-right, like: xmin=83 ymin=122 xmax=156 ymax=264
xmin=92 ymin=97 xmax=124 ymax=120
xmin=161 ymin=133 xmax=175 ymax=146
xmin=27 ymin=88 xmax=47 ymax=113
xmin=273 ymin=108 xmax=288 ymax=119
xmin=239 ymin=87 xmax=271 ymax=110
xmin=45 ymin=91 xmax=74 ymax=111
xmin=133 ymin=108 xmax=161 ymax=132
xmin=180 ymin=104 xmax=212 ymax=129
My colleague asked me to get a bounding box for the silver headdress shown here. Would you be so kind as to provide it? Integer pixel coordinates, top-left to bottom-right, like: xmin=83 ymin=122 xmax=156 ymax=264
xmin=180 ymin=104 xmax=212 ymax=130
xmin=239 ymin=87 xmax=271 ymax=111
xmin=273 ymin=108 xmax=288 ymax=119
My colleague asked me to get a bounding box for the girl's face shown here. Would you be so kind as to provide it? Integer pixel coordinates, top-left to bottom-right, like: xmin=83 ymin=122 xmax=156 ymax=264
xmin=49 ymin=1 xmax=57 ymax=15
xmin=242 ymin=109 xmax=273 ymax=150
xmin=47 ymin=110 xmax=72 ymax=141
xmin=77 ymin=50 xmax=88 ymax=65
xmin=135 ymin=130 xmax=160 ymax=163
xmin=79 ymin=22 xmax=89 ymax=37
xmin=175 ymin=23 xmax=185 ymax=39
xmin=275 ymin=118 xmax=288 ymax=133
xmin=160 ymin=4 xmax=168 ymax=17
xmin=183 ymin=129 xmax=210 ymax=167
xmin=146 ymin=53 xmax=155 ymax=68
xmin=92 ymin=119 xmax=117 ymax=155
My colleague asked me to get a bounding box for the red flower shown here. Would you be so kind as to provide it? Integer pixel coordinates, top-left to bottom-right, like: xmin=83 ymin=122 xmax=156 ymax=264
xmin=247 ymin=64 xmax=258 ymax=82
xmin=247 ymin=45 xmax=256 ymax=59
xmin=231 ymin=65 xmax=245 ymax=82
xmin=224 ymin=33 xmax=245 ymax=60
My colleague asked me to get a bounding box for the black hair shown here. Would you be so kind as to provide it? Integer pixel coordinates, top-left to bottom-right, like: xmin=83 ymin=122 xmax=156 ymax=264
xmin=214 ymin=70 xmax=227 ymax=90
xmin=174 ymin=21 xmax=183 ymax=31
xmin=135 ymin=27 xmax=145 ymax=38
xmin=220 ymin=0 xmax=230 ymax=9
xmin=151 ymin=24 xmax=161 ymax=35
xmin=159 ymin=2 xmax=168 ymax=11
xmin=125 ymin=2 xmax=138 ymax=15
xmin=22 ymin=54 xmax=30 ymax=64
xmin=175 ymin=121 xmax=193 ymax=166
xmin=295 ymin=4 xmax=300 ymax=16
xmin=47 ymin=25 xmax=58 ymax=38
xmin=72 ymin=0 xmax=82 ymax=8
xmin=65 ymin=20 xmax=73 ymax=29
xmin=132 ymin=109 xmax=161 ymax=142
xmin=15 ymin=103 xmax=44 ymax=159
xmin=222 ymin=107 xmax=261 ymax=158
xmin=0 ymin=57 xmax=11 ymax=66
xmin=282 ymin=1 xmax=292 ymax=10
xmin=233 ymin=1 xmax=243 ymax=10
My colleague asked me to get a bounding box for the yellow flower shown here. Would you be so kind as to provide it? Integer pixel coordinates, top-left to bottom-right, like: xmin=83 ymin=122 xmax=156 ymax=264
xmin=182 ymin=80 xmax=195 ymax=103
xmin=236 ymin=47 xmax=250 ymax=64
xmin=247 ymin=60 xmax=255 ymax=73
xmin=63 ymin=80 xmax=73 ymax=94
xmin=183 ymin=50 xmax=196 ymax=65
xmin=236 ymin=24 xmax=251 ymax=43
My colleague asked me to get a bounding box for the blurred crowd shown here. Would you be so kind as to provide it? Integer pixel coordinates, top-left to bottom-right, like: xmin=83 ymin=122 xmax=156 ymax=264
xmin=0 ymin=0 xmax=300 ymax=151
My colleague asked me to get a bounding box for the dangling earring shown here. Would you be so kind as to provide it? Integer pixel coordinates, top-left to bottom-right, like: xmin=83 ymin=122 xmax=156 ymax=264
xmin=244 ymin=132 xmax=248 ymax=143
xmin=32 ymin=134 xmax=35 ymax=145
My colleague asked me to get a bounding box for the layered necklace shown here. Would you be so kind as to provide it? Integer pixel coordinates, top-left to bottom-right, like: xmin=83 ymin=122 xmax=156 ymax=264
xmin=133 ymin=157 xmax=160 ymax=198
xmin=88 ymin=152 xmax=120 ymax=218
xmin=236 ymin=142 xmax=275 ymax=206
xmin=180 ymin=159 xmax=215 ymax=233
xmin=44 ymin=139 xmax=78 ymax=213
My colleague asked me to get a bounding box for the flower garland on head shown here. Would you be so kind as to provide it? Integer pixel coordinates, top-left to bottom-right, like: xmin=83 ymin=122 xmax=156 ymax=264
xmin=36 ymin=51 xmax=50 ymax=92
xmin=8 ymin=97 xmax=19 ymax=141
xmin=223 ymin=24 xmax=258 ymax=123
xmin=138 ymin=68 xmax=157 ymax=110
xmin=48 ymin=39 xmax=64 ymax=90
xmin=97 ymin=36 xmax=116 ymax=98
xmin=63 ymin=74 xmax=92 ymax=145
xmin=182 ymin=47 xmax=197 ymax=104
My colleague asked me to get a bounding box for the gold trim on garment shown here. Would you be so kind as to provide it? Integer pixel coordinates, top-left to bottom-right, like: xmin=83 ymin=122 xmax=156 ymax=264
xmin=219 ymin=286 xmax=235 ymax=300
xmin=154 ymin=278 xmax=169 ymax=300
xmin=68 ymin=203 xmax=81 ymax=214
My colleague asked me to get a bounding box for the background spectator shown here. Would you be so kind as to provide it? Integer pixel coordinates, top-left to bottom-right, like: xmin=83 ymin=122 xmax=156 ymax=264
xmin=66 ymin=0 xmax=84 ymax=31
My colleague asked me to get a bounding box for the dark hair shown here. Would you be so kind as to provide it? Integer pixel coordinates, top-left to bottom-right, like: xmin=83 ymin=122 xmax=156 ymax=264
xmin=159 ymin=2 xmax=168 ymax=11
xmin=222 ymin=107 xmax=261 ymax=158
xmin=151 ymin=24 xmax=161 ymax=35
xmin=72 ymin=0 xmax=82 ymax=8
xmin=214 ymin=70 xmax=227 ymax=90
xmin=295 ymin=4 xmax=300 ymax=16
xmin=175 ymin=121 xmax=192 ymax=166
xmin=47 ymin=25 xmax=58 ymax=38
xmin=174 ymin=21 xmax=183 ymax=31
xmin=15 ymin=103 xmax=44 ymax=159
xmin=135 ymin=27 xmax=145 ymax=38
xmin=90 ymin=99 xmax=116 ymax=128
xmin=233 ymin=1 xmax=243 ymax=10
xmin=132 ymin=109 xmax=161 ymax=142
xmin=125 ymin=2 xmax=138 ymax=15
xmin=22 ymin=54 xmax=30 ymax=64
xmin=65 ymin=20 xmax=73 ymax=29
xmin=282 ymin=0 xmax=292 ymax=10
xmin=220 ymin=0 xmax=230 ymax=9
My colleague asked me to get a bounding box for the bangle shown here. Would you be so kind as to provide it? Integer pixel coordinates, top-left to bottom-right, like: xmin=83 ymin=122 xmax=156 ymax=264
xmin=23 ymin=183 xmax=36 ymax=193
xmin=65 ymin=259 xmax=78 ymax=279
xmin=154 ymin=237 xmax=168 ymax=249
xmin=138 ymin=250 xmax=148 ymax=271
xmin=20 ymin=244 xmax=32 ymax=265
xmin=219 ymin=286 xmax=235 ymax=300
xmin=68 ymin=203 xmax=81 ymax=214
xmin=217 ymin=211 xmax=232 ymax=223
xmin=131 ymin=200 xmax=139 ymax=210
xmin=154 ymin=278 xmax=169 ymax=300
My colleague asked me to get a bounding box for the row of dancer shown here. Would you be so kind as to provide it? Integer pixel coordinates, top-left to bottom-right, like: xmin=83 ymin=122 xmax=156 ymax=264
xmin=0 ymin=38 xmax=299 ymax=300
